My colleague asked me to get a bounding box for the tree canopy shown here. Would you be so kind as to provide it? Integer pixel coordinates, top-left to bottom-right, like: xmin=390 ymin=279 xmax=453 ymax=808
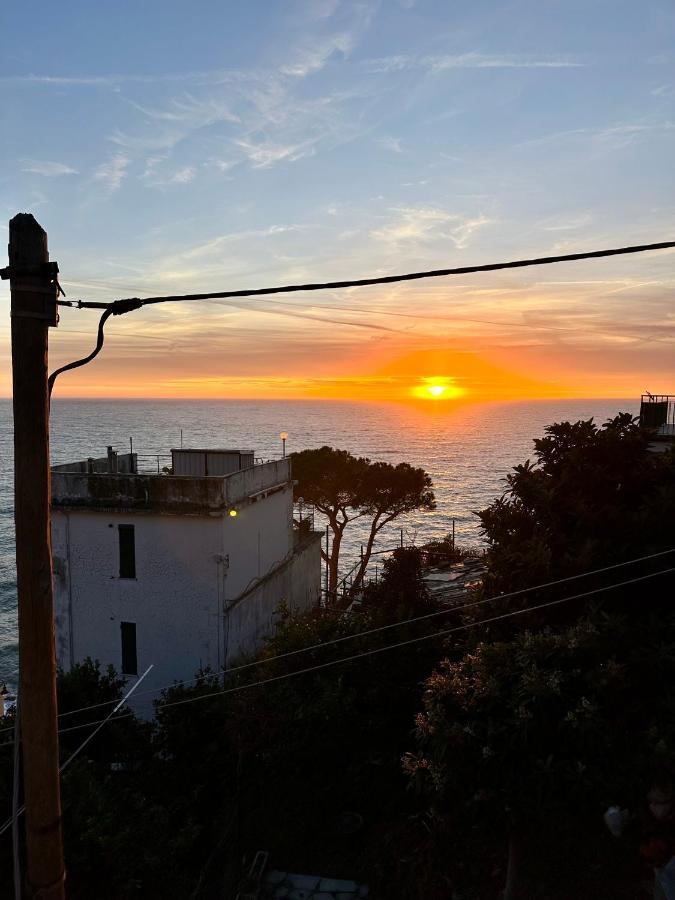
xmin=478 ymin=414 xmax=675 ymax=594
xmin=291 ymin=446 xmax=436 ymax=605
xmin=405 ymin=414 xmax=675 ymax=897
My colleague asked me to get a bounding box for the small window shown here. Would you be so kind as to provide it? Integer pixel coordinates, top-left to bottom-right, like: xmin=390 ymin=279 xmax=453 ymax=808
xmin=120 ymin=622 xmax=138 ymax=675
xmin=118 ymin=525 xmax=136 ymax=579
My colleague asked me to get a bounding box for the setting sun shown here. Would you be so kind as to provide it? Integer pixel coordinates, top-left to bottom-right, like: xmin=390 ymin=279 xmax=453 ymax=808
xmin=411 ymin=378 xmax=466 ymax=401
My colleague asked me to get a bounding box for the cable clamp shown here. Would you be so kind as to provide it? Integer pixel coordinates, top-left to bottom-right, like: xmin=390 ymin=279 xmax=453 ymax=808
xmin=111 ymin=298 xmax=143 ymax=315
xmin=0 ymin=261 xmax=60 ymax=281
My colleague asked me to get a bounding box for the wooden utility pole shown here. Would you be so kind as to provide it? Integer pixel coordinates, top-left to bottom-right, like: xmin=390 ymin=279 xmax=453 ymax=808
xmin=7 ymin=214 xmax=65 ymax=899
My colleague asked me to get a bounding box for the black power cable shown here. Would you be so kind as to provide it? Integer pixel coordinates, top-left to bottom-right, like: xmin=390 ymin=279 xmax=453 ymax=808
xmin=49 ymin=239 xmax=675 ymax=393
xmin=48 ymin=299 xmax=142 ymax=396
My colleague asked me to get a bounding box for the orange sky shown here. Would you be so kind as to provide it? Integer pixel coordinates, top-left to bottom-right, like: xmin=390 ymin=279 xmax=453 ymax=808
xmin=1 ymin=258 xmax=674 ymax=402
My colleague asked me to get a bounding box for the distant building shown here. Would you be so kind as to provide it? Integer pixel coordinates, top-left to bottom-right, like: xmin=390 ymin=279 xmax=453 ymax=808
xmin=640 ymin=393 xmax=675 ymax=453
xmin=51 ymin=447 xmax=321 ymax=715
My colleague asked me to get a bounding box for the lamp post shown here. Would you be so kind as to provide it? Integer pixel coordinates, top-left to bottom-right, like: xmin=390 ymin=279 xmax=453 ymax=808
xmin=280 ymin=431 xmax=288 ymax=458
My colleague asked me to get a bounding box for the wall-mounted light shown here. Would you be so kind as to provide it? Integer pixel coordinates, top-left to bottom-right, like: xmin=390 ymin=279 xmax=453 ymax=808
xmin=229 ymin=509 xmax=238 ymax=518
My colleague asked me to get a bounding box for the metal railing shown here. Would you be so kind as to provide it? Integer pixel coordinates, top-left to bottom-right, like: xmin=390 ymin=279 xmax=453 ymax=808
xmin=293 ymin=500 xmax=315 ymax=533
xmin=133 ymin=453 xmax=172 ymax=475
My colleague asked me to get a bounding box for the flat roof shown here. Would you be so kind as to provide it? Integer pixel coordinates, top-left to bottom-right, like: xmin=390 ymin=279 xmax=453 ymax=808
xmin=170 ymin=448 xmax=255 ymax=454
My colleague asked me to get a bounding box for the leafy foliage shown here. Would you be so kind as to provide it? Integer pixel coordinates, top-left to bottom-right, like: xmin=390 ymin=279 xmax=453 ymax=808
xmin=292 ymin=446 xmax=435 ymax=604
xmin=404 ymin=415 xmax=675 ymax=896
xmin=360 ymin=547 xmax=433 ymax=617
xmin=478 ymin=414 xmax=675 ymax=594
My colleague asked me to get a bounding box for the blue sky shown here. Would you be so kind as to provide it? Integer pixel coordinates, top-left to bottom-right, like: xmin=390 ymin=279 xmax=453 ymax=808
xmin=1 ymin=0 xmax=674 ymax=398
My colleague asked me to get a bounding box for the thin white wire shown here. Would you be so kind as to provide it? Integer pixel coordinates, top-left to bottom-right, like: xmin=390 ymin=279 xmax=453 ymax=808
xmin=1 ymin=562 xmax=671 ymax=754
xmin=0 ymin=667 xmax=153 ymax=839
xmin=59 ymin=665 xmax=153 ymax=774
xmin=156 ymin=565 xmax=675 ymax=712
xmin=2 ymin=545 xmax=666 ymax=734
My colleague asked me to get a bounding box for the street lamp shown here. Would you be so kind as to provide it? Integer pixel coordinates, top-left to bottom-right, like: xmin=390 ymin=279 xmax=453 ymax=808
xmin=279 ymin=431 xmax=288 ymax=458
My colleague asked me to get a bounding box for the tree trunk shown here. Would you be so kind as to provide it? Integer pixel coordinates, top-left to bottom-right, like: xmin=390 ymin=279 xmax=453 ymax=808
xmin=327 ymin=526 xmax=342 ymax=599
xmin=349 ymin=514 xmax=385 ymax=595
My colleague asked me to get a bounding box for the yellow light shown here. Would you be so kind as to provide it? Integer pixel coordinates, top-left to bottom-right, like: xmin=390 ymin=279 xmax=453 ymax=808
xmin=229 ymin=509 xmax=238 ymax=518
xmin=410 ymin=378 xmax=465 ymax=401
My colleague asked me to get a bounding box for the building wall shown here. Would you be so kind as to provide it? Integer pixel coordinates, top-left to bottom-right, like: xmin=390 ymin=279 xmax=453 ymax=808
xmin=52 ymin=510 xmax=225 ymax=715
xmin=223 ymin=485 xmax=294 ymax=598
xmin=225 ymin=533 xmax=322 ymax=665
xmin=51 ymin=483 xmax=297 ymax=716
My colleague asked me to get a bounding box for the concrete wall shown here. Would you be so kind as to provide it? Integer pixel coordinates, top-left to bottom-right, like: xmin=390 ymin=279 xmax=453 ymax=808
xmin=52 ymin=510 xmax=225 ymax=716
xmin=51 ymin=458 xmax=291 ymax=515
xmin=225 ymin=532 xmax=322 ymax=666
xmin=51 ymin=480 xmax=302 ymax=717
xmin=222 ymin=485 xmax=293 ymax=597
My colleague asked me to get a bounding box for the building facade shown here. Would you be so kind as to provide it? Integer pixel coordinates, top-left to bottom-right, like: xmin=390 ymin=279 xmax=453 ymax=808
xmin=51 ymin=448 xmax=321 ymax=714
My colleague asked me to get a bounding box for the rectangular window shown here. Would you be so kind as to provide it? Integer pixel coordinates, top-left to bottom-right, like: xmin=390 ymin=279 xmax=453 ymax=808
xmin=120 ymin=622 xmax=138 ymax=676
xmin=118 ymin=524 xmax=136 ymax=579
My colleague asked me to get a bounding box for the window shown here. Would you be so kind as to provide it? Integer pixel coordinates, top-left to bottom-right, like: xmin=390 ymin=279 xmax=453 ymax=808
xmin=118 ymin=524 xmax=136 ymax=579
xmin=120 ymin=622 xmax=137 ymax=675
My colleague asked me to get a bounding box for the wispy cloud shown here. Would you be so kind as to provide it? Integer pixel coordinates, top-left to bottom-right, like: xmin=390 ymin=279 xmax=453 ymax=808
xmin=364 ymin=52 xmax=585 ymax=74
xmin=1 ymin=70 xmax=239 ymax=87
xmin=517 ymin=120 xmax=675 ymax=151
xmin=540 ymin=212 xmax=594 ymax=232
xmin=93 ymin=153 xmax=129 ymax=192
xmin=180 ymin=224 xmax=306 ymax=260
xmin=20 ymin=159 xmax=78 ymax=176
xmin=280 ymin=32 xmax=354 ymax=77
xmin=126 ymin=92 xmax=240 ymax=126
xmin=371 ymin=207 xmax=493 ymax=249
xmin=234 ymin=138 xmax=317 ymax=167
xmin=376 ymin=136 xmax=403 ymax=153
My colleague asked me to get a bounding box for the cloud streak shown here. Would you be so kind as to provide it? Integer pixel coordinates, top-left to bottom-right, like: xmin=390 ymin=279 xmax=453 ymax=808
xmin=20 ymin=160 xmax=78 ymax=176
xmin=364 ymin=52 xmax=585 ymax=73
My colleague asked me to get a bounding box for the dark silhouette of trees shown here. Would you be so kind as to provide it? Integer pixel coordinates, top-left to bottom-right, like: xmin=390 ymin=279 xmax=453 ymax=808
xmin=405 ymin=414 xmax=675 ymax=897
xmin=478 ymin=414 xmax=675 ymax=595
xmin=291 ymin=446 xmax=435 ymax=605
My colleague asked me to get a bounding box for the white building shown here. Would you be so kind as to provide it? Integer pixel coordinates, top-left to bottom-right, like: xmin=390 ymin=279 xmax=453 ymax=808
xmin=51 ymin=447 xmax=321 ymax=715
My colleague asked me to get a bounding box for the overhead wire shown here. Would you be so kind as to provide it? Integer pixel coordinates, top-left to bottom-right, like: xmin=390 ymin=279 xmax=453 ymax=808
xmin=0 ymin=556 xmax=673 ymax=749
xmin=61 ymin=275 xmax=601 ymax=336
xmin=1 ymin=545 xmax=672 ymax=736
xmin=158 ymin=563 xmax=675 ymax=713
xmin=58 ymin=240 xmax=675 ymax=311
xmin=48 ymin=239 xmax=675 ymax=393
xmin=0 ymin=667 xmax=153 ymax=840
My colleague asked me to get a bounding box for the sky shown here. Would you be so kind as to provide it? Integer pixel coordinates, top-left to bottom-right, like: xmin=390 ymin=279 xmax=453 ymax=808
xmin=1 ymin=0 xmax=674 ymax=402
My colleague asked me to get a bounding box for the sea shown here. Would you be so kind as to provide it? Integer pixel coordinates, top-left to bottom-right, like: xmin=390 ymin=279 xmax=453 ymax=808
xmin=0 ymin=397 xmax=638 ymax=692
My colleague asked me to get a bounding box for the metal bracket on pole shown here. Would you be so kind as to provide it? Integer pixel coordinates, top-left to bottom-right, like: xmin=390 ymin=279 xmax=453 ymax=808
xmin=4 ymin=260 xmax=60 ymax=326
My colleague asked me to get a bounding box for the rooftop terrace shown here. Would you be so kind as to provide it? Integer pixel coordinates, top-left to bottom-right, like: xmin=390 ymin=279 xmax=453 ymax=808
xmin=51 ymin=448 xmax=291 ymax=515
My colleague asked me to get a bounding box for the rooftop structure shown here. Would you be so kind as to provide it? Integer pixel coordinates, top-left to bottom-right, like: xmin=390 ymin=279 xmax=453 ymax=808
xmin=51 ymin=446 xmax=321 ymax=716
xmin=640 ymin=394 xmax=675 ymax=435
xmin=640 ymin=394 xmax=675 ymax=453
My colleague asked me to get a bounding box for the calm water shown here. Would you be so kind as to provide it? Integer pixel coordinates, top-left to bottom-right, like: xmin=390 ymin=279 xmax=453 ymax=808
xmin=0 ymin=397 xmax=637 ymax=691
